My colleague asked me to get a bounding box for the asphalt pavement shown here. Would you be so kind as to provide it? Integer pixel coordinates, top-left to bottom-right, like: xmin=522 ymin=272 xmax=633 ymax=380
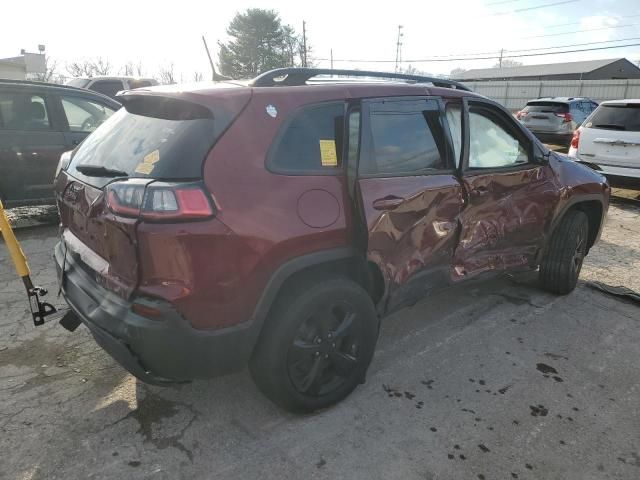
xmin=1 ymin=196 xmax=639 ymax=480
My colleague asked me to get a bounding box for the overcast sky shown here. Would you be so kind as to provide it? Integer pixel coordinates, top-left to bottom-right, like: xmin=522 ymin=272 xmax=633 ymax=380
xmin=2 ymin=0 xmax=639 ymax=80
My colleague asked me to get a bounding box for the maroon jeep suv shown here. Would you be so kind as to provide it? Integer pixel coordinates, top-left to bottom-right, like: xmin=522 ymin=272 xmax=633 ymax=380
xmin=54 ymin=68 xmax=610 ymax=412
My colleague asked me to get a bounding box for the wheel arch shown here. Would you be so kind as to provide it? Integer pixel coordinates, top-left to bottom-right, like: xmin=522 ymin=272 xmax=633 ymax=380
xmin=543 ymin=194 xmax=605 ymax=259
xmin=251 ymin=247 xmax=384 ymax=329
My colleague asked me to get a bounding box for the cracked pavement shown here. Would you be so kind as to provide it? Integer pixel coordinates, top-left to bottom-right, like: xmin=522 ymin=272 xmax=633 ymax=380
xmin=1 ymin=194 xmax=639 ymax=480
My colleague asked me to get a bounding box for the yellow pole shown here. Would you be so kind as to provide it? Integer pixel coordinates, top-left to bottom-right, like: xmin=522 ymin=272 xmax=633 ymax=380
xmin=0 ymin=199 xmax=31 ymax=278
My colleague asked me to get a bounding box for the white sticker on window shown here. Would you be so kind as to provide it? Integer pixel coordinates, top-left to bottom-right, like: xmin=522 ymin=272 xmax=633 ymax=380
xmin=266 ymin=105 xmax=278 ymax=118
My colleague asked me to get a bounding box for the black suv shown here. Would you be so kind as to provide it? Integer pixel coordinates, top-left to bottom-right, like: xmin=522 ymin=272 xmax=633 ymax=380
xmin=0 ymin=80 xmax=120 ymax=207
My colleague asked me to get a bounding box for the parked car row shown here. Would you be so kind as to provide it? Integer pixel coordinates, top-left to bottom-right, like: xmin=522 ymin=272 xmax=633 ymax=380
xmin=517 ymin=96 xmax=639 ymax=183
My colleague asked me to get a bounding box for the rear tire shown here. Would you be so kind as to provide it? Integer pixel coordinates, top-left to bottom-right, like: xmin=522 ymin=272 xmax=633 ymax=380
xmin=539 ymin=210 xmax=589 ymax=295
xmin=249 ymin=276 xmax=378 ymax=413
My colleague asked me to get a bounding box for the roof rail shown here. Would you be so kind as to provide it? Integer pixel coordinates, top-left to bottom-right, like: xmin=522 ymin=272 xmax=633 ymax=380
xmin=250 ymin=68 xmax=471 ymax=91
xmin=0 ymin=78 xmax=81 ymax=91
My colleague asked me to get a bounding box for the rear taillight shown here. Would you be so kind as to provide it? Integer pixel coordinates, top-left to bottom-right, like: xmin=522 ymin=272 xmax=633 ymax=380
xmin=516 ymin=111 xmax=527 ymax=120
xmin=570 ymin=128 xmax=581 ymax=149
xmin=106 ymin=180 xmax=215 ymax=221
xmin=54 ymin=150 xmax=72 ymax=179
xmin=555 ymin=112 xmax=573 ymax=123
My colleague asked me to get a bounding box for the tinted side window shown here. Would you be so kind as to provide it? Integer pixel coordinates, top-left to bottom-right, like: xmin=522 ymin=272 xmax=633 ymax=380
xmin=362 ymin=108 xmax=447 ymax=175
xmin=90 ymin=80 xmax=124 ymax=98
xmin=61 ymin=96 xmax=116 ymax=132
xmin=0 ymin=92 xmax=51 ymax=131
xmin=270 ymin=103 xmax=344 ymax=173
xmin=469 ymin=107 xmax=529 ymax=169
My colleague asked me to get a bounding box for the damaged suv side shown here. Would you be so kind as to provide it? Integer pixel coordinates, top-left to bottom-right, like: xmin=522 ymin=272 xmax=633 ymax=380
xmin=54 ymin=69 xmax=610 ymax=412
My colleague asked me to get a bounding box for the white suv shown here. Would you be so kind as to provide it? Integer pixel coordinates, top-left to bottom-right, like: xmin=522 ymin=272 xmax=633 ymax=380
xmin=568 ymin=99 xmax=640 ymax=180
xmin=66 ymin=76 xmax=158 ymax=99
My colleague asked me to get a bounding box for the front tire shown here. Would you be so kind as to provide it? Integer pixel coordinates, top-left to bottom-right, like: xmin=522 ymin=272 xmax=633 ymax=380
xmin=539 ymin=210 xmax=589 ymax=295
xmin=249 ymin=276 xmax=378 ymax=413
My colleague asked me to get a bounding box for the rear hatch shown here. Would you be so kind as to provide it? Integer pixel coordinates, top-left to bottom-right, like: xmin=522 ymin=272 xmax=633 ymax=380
xmin=56 ymin=86 xmax=251 ymax=298
xmin=519 ymin=101 xmax=570 ymax=133
xmin=578 ymin=102 xmax=640 ymax=169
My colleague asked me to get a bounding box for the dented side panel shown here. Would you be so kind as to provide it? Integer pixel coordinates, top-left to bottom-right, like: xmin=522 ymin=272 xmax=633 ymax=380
xmin=358 ymin=174 xmax=464 ymax=310
xmin=452 ymin=165 xmax=560 ymax=280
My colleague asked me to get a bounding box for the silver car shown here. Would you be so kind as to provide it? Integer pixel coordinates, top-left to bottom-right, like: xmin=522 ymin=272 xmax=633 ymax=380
xmin=517 ymin=97 xmax=598 ymax=146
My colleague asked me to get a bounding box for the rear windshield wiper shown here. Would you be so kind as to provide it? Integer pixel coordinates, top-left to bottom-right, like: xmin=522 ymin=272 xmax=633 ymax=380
xmin=75 ymin=165 xmax=129 ymax=177
xmin=592 ymin=124 xmax=627 ymax=131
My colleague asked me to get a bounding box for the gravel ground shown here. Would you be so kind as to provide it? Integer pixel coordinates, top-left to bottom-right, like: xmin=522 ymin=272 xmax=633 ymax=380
xmin=0 ymin=192 xmax=638 ymax=480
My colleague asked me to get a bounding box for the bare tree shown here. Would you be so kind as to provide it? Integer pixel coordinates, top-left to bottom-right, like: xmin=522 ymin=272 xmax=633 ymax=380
xmin=450 ymin=67 xmax=467 ymax=78
xmin=193 ymin=71 xmax=204 ymax=82
xmin=66 ymin=60 xmax=95 ymax=78
xmin=158 ymin=63 xmax=176 ymax=84
xmin=121 ymin=61 xmax=134 ymax=76
xmin=32 ymin=55 xmax=59 ymax=83
xmin=92 ymin=57 xmax=112 ymax=76
xmin=135 ymin=61 xmax=145 ymax=77
xmin=493 ymin=59 xmax=522 ymax=69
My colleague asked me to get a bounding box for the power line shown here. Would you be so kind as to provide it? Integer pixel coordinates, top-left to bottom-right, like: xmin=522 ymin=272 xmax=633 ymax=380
xmin=374 ymin=36 xmax=640 ymax=60
xmin=486 ymin=0 xmax=525 ymax=6
xmin=491 ymin=0 xmax=579 ymax=16
xmin=531 ymin=13 xmax=640 ymax=29
xmin=316 ymin=42 xmax=640 ymax=64
xmin=523 ymin=21 xmax=640 ymax=38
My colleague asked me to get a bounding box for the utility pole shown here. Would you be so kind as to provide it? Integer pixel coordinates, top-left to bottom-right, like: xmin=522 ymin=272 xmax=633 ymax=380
xmin=302 ymin=21 xmax=308 ymax=68
xmin=202 ymin=35 xmax=218 ymax=80
xmin=498 ymin=48 xmax=504 ymax=69
xmin=394 ymin=25 xmax=404 ymax=73
xmin=330 ymin=48 xmax=334 ymax=70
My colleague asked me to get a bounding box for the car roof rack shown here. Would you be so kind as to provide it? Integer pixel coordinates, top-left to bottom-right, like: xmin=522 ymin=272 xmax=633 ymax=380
xmin=251 ymin=68 xmax=471 ymax=91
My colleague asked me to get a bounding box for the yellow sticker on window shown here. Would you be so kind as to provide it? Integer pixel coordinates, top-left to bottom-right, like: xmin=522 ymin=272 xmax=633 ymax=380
xmin=319 ymin=139 xmax=338 ymax=167
xmin=143 ymin=150 xmax=160 ymax=165
xmin=134 ymin=163 xmax=154 ymax=175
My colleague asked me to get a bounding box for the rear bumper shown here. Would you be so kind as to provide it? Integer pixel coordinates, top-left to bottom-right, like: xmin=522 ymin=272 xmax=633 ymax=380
xmin=54 ymin=241 xmax=260 ymax=383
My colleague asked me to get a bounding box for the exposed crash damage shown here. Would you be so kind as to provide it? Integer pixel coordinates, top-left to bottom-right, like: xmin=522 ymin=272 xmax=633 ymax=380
xmin=362 ymin=150 xmax=609 ymax=315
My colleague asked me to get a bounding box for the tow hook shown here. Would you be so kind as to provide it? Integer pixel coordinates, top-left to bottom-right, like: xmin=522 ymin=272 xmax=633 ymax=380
xmin=0 ymin=200 xmax=60 ymax=326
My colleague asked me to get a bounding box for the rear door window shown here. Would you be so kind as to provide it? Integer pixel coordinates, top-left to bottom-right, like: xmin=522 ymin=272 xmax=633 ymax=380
xmin=587 ymin=104 xmax=640 ymax=131
xmin=269 ymin=102 xmax=345 ymax=174
xmin=360 ymin=98 xmax=448 ymax=176
xmin=0 ymin=92 xmax=51 ymax=131
xmin=89 ymin=80 xmax=124 ymax=98
xmin=61 ymin=96 xmax=116 ymax=132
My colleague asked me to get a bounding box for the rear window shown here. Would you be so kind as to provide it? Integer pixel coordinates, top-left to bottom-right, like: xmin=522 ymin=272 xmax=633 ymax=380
xmin=128 ymin=80 xmax=153 ymax=89
xmin=586 ymin=104 xmax=640 ymax=132
xmin=68 ymin=97 xmax=221 ymax=187
xmin=523 ymin=102 xmax=568 ymax=113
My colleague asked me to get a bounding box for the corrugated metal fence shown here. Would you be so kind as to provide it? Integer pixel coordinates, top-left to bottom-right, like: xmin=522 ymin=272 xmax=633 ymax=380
xmin=462 ymin=80 xmax=640 ymax=111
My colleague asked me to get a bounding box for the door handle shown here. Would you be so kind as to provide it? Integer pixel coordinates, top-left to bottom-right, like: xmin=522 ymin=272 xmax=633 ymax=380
xmin=373 ymin=195 xmax=405 ymax=210
xmin=471 ymin=185 xmax=489 ymax=196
